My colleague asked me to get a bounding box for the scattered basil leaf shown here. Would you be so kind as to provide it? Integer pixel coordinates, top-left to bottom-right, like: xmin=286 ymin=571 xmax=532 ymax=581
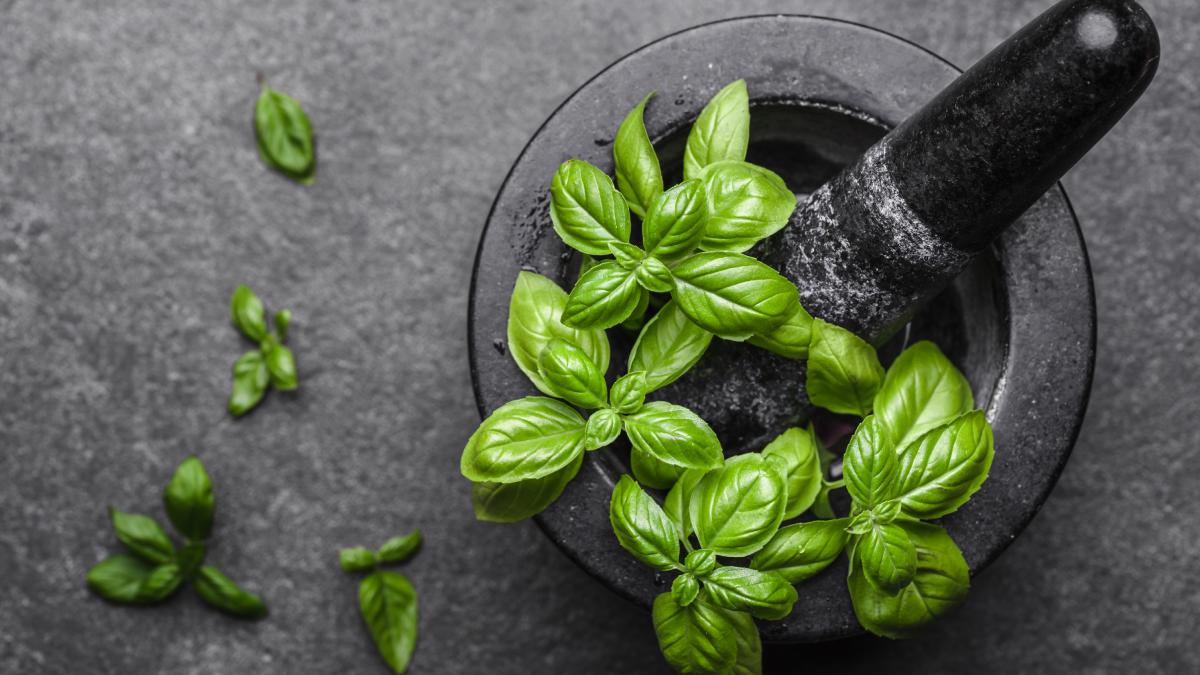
xmin=87 ymin=554 xmax=154 ymax=604
xmin=748 ymin=304 xmax=813 ymax=361
xmin=163 ymin=455 xmax=214 ymax=542
xmin=843 ymin=416 xmax=897 ymax=509
xmin=194 ymin=566 xmax=268 ymax=619
xmin=460 ymin=397 xmax=586 ymax=483
xmin=341 ymin=547 xmax=378 ymax=573
xmin=256 ymin=84 xmax=315 ymax=183
xmin=652 ymin=593 xmax=737 ymax=674
xmin=697 ymin=161 xmax=796 ymax=252
xmin=609 ymin=476 xmax=681 ymax=571
xmin=636 ymin=256 xmax=676 ymax=293
xmin=378 ymin=530 xmax=422 ymax=565
xmin=892 ymin=411 xmax=994 ymax=519
xmin=875 ymin=341 xmax=974 ymax=452
xmin=109 ymin=509 xmax=176 ymax=565
xmin=688 ymin=455 xmax=787 ymax=557
xmin=549 ymin=159 xmax=631 ymax=256
xmin=761 ymin=427 xmax=822 ymax=519
xmin=631 ymin=447 xmax=688 ymax=490
xmin=806 ymin=319 xmax=884 ymax=417
xmin=858 ymin=521 xmax=917 ymax=593
xmin=507 ymin=271 xmax=610 ymax=397
xmin=561 ymin=261 xmax=643 ymax=330
xmin=684 ymin=549 xmax=717 ymax=578
xmin=230 ymin=285 xmax=267 ymax=342
xmin=623 ymin=401 xmax=723 ymax=471
xmin=471 ymin=453 xmax=583 ymax=523
xmin=536 ymin=338 xmax=608 ymax=410
xmin=750 ymin=518 xmax=849 ymax=584
xmin=628 ymin=300 xmax=713 ymax=393
xmin=683 ymin=79 xmax=749 ymax=181
xmin=701 ymin=566 xmax=797 ymax=620
xmin=672 ymin=573 xmax=700 ymax=607
xmin=609 ymin=371 xmax=648 ymax=414
xmin=643 ymin=179 xmax=707 ymax=264
xmin=359 ymin=570 xmax=418 ymax=674
xmin=614 ymin=92 xmax=663 ymax=218
xmin=671 ymin=252 xmax=799 ymax=339
xmin=228 ymin=350 xmax=269 ymax=417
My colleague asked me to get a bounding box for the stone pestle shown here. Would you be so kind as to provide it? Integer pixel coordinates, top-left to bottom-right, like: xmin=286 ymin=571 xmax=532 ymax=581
xmin=654 ymin=0 xmax=1159 ymax=452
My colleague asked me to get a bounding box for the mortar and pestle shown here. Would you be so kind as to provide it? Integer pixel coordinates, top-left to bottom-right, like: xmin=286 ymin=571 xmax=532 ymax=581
xmin=468 ymin=0 xmax=1158 ymax=642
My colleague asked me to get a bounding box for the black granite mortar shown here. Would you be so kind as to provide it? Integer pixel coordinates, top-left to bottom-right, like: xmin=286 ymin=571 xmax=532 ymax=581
xmin=468 ymin=15 xmax=1098 ymax=642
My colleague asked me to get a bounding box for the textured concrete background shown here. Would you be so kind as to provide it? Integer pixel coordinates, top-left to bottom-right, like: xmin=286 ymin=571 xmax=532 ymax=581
xmin=0 ymin=0 xmax=1195 ymax=673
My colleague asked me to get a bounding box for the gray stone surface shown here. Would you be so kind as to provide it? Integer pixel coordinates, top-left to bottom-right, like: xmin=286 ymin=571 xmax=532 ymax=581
xmin=0 ymin=0 xmax=1195 ymax=673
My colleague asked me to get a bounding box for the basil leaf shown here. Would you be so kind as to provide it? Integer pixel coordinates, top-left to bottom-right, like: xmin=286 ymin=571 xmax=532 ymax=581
xmin=643 ymin=179 xmax=707 ymax=263
xmin=230 ymin=285 xmax=267 ymax=341
xmin=671 ymin=252 xmax=799 ymax=339
xmin=274 ymin=309 xmax=291 ymax=339
xmin=701 ymin=566 xmax=797 ymax=620
xmin=750 ymin=518 xmax=849 ymax=584
xmin=359 ymin=570 xmax=418 ymax=674
xmin=761 ymin=427 xmax=822 ymax=519
xmin=561 ymin=261 xmax=642 ymax=330
xmin=631 ymin=448 xmax=687 ymax=490
xmin=629 ymin=300 xmax=713 ymax=393
xmin=893 ymin=411 xmax=994 ymax=519
xmin=843 ymin=416 xmax=897 ymax=509
xmin=255 ymin=85 xmax=315 ymax=183
xmin=609 ymin=371 xmax=648 ymax=414
xmin=875 ymin=341 xmax=974 ymax=452
xmin=748 ymin=304 xmax=813 ymax=360
xmin=683 ymin=80 xmax=749 ymax=181
xmin=229 ymin=350 xmax=269 ymax=417
xmin=623 ymin=402 xmax=723 ymax=471
xmin=194 ymin=566 xmax=268 ymax=618
xmin=609 ymin=241 xmax=646 ymax=270
xmin=163 ymin=455 xmax=214 ymax=542
xmin=664 ymin=468 xmax=708 ymax=539
xmin=471 ymin=453 xmax=583 ymax=523
xmin=507 ymin=271 xmax=610 ymax=397
xmin=698 ymin=161 xmax=796 ymax=252
xmin=652 ymin=594 xmax=737 ymax=674
xmin=583 ymin=409 xmax=623 ymax=450
xmin=109 ymin=510 xmax=175 ymax=565
xmin=672 ymin=573 xmax=700 ymax=607
xmin=635 ymin=256 xmax=675 ymax=293
xmin=460 ymin=397 xmax=586 ymax=483
xmin=549 ymin=159 xmax=631 ymax=255
xmin=378 ymin=530 xmax=422 ymax=565
xmin=536 ymin=338 xmax=608 ymax=410
xmin=688 ymin=455 xmax=787 ymax=557
xmin=137 ymin=563 xmax=184 ymax=602
xmin=806 ymin=319 xmax=884 ymax=416
xmin=87 ymin=554 xmax=153 ymax=603
xmin=178 ymin=541 xmax=207 ymax=579
xmin=725 ymin=606 xmax=763 ymax=675
xmin=614 ymin=92 xmax=663 ymax=218
xmin=621 ymin=287 xmax=651 ymax=331
xmin=684 ymin=549 xmax=717 ymax=578
xmin=341 ymin=547 xmax=378 ymax=573
xmin=848 ymin=521 xmax=969 ymax=638
xmin=609 ymin=475 xmax=681 ymax=571
xmin=263 ymin=342 xmax=297 ymax=391
xmin=858 ymin=521 xmax=916 ymax=593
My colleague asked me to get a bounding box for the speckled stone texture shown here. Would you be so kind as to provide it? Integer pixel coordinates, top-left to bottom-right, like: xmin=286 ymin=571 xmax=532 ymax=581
xmin=0 ymin=1 xmax=1196 ymax=674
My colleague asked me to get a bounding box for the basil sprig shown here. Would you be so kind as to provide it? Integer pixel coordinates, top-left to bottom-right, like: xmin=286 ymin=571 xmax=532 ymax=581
xmin=255 ymin=80 xmax=316 ymax=184
xmin=229 ymin=285 xmax=297 ymax=417
xmin=87 ymin=456 xmax=267 ymax=619
xmin=341 ymin=530 xmax=423 ymax=674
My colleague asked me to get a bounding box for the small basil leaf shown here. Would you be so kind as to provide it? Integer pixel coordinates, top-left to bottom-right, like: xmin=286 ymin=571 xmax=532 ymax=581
xmin=635 ymin=256 xmax=675 ymax=293
xmin=893 ymin=411 xmax=994 ymax=519
xmin=549 ymin=159 xmax=632 ymax=255
xmin=359 ymin=570 xmax=418 ymax=674
xmin=631 ymin=448 xmax=687 ymax=490
xmin=843 ymin=416 xmax=898 ymax=509
xmin=623 ymin=402 xmax=723 ymax=471
xmin=229 ymin=350 xmax=269 ymax=417
xmin=671 ymin=252 xmax=799 ymax=339
xmin=609 ymin=475 xmax=681 ymax=571
xmin=178 ymin=541 xmax=207 ymax=579
xmin=274 ymin=309 xmax=291 ymax=339
xmin=748 ymin=304 xmax=813 ymax=360
xmin=665 ymin=469 xmax=708 ymax=539
xmin=341 ymin=547 xmax=378 ymax=573
xmin=137 ymin=563 xmax=184 ymax=602
xmin=671 ymin=573 xmax=700 ymax=607
xmin=750 ymin=518 xmax=850 ymax=584
xmin=255 ymin=85 xmax=315 ymax=183
xmin=876 ymin=341 xmax=974 ymax=453
xmin=859 ymin=522 xmax=917 ymax=593
xmin=848 ymin=521 xmax=969 ymax=638
xmin=507 ymin=271 xmax=610 ymax=397
xmin=652 ymin=593 xmax=737 ymax=674
xmin=609 ymin=371 xmax=648 ymax=414
xmin=471 ymin=453 xmax=583 ymax=523
xmin=620 ymin=287 xmax=651 ymax=332
xmin=460 ymin=397 xmax=587 ymax=483
xmin=608 ymin=241 xmax=646 ymax=270
xmin=701 ymin=566 xmax=797 ymax=620
xmin=163 ymin=455 xmax=214 ymax=542
xmin=725 ymin=605 xmax=763 ymax=675
xmin=561 ymin=261 xmax=642 ymax=330
xmin=109 ymin=510 xmax=175 ymax=565
xmin=688 ymin=455 xmax=787 ymax=557
xmin=643 ymin=179 xmax=707 ymax=263
xmin=698 ymin=161 xmax=796 ymax=252
xmin=683 ymin=80 xmax=749 ymax=181
xmin=806 ymin=319 xmax=885 ymax=417
xmin=872 ymin=499 xmax=902 ymax=524
xmin=761 ymin=427 xmax=823 ymax=519
xmin=536 ymin=338 xmax=608 ymax=410
xmin=194 ymin=566 xmax=268 ymax=619
xmin=377 ymin=530 xmax=422 ymax=565
xmin=684 ymin=549 xmax=718 ymax=578
xmin=614 ymin=92 xmax=663 ymax=218
xmin=87 ymin=554 xmax=153 ymax=604
xmin=628 ymin=300 xmax=713 ymax=393
xmin=845 ymin=510 xmax=874 ymax=536
xmin=230 ymin=285 xmax=267 ymax=341
xmin=264 ymin=342 xmax=298 ymax=391
xmin=583 ymin=409 xmax=623 ymax=450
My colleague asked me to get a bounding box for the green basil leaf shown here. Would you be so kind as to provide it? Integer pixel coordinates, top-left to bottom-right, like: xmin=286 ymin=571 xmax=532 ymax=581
xmin=652 ymin=593 xmax=737 ymax=674
xmin=109 ymin=510 xmax=175 ymax=565
xmin=507 ymin=271 xmax=610 ymax=397
xmin=688 ymin=455 xmax=787 ymax=557
xmin=698 ymin=161 xmax=796 ymax=252
xmin=614 ymin=92 xmax=663 ymax=218
xmin=621 ymin=287 xmax=652 ymax=331
xmin=137 ymin=563 xmax=184 ymax=602
xmin=631 ymin=447 xmax=687 ymax=490
xmin=471 ymin=453 xmax=583 ymax=523
xmin=536 ymin=338 xmax=608 ymax=409
xmin=724 ymin=605 xmax=763 ymax=675
xmin=274 ymin=309 xmax=291 ymax=339
xmin=264 ymin=342 xmax=298 ymax=391
xmin=163 ymin=455 xmax=214 ymax=542
xmin=624 ymin=402 xmax=723 ymax=471
xmin=583 ymin=408 xmax=623 ymax=450
xmin=628 ymin=300 xmax=713 ymax=393
xmin=684 ymin=549 xmax=717 ymax=578
xmin=377 ymin=530 xmax=422 ymax=565
xmin=671 ymin=252 xmax=799 ymax=339
xmin=561 ymin=261 xmax=642 ymax=330
xmin=750 ymin=518 xmax=849 ymax=584
xmin=341 ymin=547 xmax=378 ymax=573
xmin=178 ymin=541 xmax=207 ymax=579
xmin=643 ymin=179 xmax=707 ymax=263
xmin=549 ymin=159 xmax=631 ymax=255
xmin=747 ymin=304 xmax=813 ymax=360
xmin=636 ymin=256 xmax=676 ymax=293
xmin=848 ymin=521 xmax=969 ymax=639
xmin=761 ymin=427 xmax=822 ymax=519
xmin=893 ymin=411 xmax=994 ymax=519
xmin=875 ymin=341 xmax=974 ymax=452
xmin=87 ymin=554 xmax=153 ymax=603
xmin=843 ymin=416 xmax=898 ymax=509
xmin=672 ymin=573 xmax=700 ymax=607
xmin=683 ymin=80 xmax=749 ymax=181
xmin=609 ymin=241 xmax=646 ymax=270
xmin=460 ymin=397 xmax=586 ymax=483
xmin=609 ymin=475 xmax=681 ymax=571
xmin=255 ymin=85 xmax=315 ymax=183
xmin=229 ymin=350 xmax=269 ymax=417
xmin=859 ymin=521 xmax=916 ymax=593
xmin=359 ymin=570 xmax=418 ymax=674
xmin=194 ymin=566 xmax=268 ymax=618
xmin=609 ymin=371 xmax=648 ymax=414
xmin=806 ymin=319 xmax=884 ymax=416
xmin=230 ymin=285 xmax=267 ymax=341
xmin=665 ymin=468 xmax=708 ymax=539
xmin=701 ymin=566 xmax=797 ymax=620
